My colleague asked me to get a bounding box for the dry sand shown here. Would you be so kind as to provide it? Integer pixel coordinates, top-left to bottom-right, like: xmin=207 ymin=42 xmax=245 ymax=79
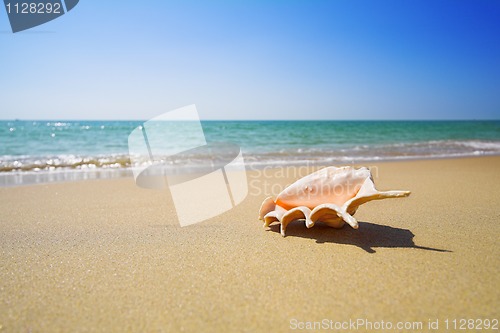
xmin=0 ymin=156 xmax=499 ymax=332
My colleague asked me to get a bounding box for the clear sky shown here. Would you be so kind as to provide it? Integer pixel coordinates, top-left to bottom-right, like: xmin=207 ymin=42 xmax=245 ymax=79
xmin=0 ymin=0 xmax=499 ymax=120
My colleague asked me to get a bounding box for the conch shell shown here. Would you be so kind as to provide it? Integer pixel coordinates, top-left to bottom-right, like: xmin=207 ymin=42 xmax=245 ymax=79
xmin=258 ymin=166 xmax=410 ymax=236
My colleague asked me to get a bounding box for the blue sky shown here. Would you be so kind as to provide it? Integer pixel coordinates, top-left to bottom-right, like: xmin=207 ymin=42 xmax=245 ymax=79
xmin=0 ymin=0 xmax=499 ymax=120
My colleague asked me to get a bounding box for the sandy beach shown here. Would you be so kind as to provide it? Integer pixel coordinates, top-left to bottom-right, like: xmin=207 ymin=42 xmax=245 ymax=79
xmin=0 ymin=156 xmax=499 ymax=332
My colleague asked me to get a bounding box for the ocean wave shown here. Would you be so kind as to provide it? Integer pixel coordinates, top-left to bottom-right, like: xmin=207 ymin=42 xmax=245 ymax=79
xmin=453 ymin=140 xmax=500 ymax=150
xmin=0 ymin=154 xmax=131 ymax=173
xmin=0 ymin=140 xmax=499 ymax=176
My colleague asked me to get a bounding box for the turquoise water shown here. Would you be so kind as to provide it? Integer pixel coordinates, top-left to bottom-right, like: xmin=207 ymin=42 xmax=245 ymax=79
xmin=1 ymin=120 xmax=500 ymax=179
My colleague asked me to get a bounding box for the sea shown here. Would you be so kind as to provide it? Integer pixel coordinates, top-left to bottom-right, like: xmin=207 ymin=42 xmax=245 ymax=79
xmin=1 ymin=120 xmax=500 ymax=186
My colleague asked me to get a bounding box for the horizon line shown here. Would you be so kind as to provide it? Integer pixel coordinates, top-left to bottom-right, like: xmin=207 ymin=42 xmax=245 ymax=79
xmin=1 ymin=118 xmax=499 ymax=122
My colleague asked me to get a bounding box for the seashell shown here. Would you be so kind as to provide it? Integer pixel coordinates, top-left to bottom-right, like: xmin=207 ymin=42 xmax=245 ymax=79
xmin=258 ymin=166 xmax=410 ymax=236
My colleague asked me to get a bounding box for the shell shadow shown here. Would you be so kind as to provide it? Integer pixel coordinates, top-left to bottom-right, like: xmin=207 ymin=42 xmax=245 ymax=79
xmin=267 ymin=221 xmax=451 ymax=254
